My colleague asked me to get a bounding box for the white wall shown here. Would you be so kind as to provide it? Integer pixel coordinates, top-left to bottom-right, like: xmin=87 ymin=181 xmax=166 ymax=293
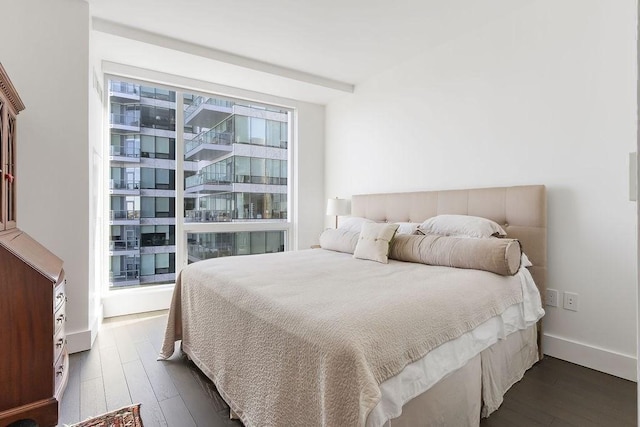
xmin=326 ymin=0 xmax=637 ymax=379
xmin=1 ymin=0 xmax=94 ymax=351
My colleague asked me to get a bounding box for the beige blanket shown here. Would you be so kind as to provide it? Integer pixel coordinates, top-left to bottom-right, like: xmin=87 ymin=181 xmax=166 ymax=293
xmin=160 ymin=249 xmax=523 ymax=427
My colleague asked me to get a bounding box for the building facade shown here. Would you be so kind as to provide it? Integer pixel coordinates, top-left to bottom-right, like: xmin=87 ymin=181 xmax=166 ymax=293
xmin=108 ymin=81 xmax=289 ymax=289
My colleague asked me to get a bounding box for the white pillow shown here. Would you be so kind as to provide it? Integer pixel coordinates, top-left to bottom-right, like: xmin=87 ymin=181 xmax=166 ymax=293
xmin=339 ymin=216 xmax=375 ymax=233
xmin=353 ymin=223 xmax=400 ymax=264
xmin=319 ymin=228 xmax=360 ymax=254
xmin=417 ymin=214 xmax=506 ymax=238
xmin=394 ymin=222 xmax=421 ymax=235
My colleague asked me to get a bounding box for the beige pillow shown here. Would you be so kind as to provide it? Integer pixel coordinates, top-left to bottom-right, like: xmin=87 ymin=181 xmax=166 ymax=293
xmin=319 ymin=228 xmax=360 ymax=254
xmin=389 ymin=234 xmax=521 ymax=276
xmin=417 ymin=214 xmax=507 ymax=238
xmin=353 ymin=223 xmax=400 ymax=263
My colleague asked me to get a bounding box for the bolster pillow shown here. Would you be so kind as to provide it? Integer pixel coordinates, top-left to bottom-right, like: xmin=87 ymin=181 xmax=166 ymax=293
xmin=389 ymin=234 xmax=522 ymax=276
xmin=319 ymin=228 xmax=360 ymax=254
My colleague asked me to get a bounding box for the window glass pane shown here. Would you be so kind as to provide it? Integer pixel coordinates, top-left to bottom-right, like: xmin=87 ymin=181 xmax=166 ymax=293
xmin=141 ymin=198 xmax=154 ymax=217
xmin=141 ymin=135 xmax=154 ymax=154
xmin=156 ymin=197 xmax=170 ymax=213
xmin=250 ymin=118 xmax=266 ymax=145
xmin=250 ymin=158 xmax=265 ymax=184
xmin=235 ymin=157 xmax=250 ymax=183
xmin=280 ymin=122 xmax=288 ymax=148
xmin=140 ymin=168 xmax=154 ymax=189
xmin=235 ymin=116 xmax=249 ymax=143
xmin=187 ymin=231 xmax=285 ymax=263
xmin=155 ymin=253 xmax=170 ymax=269
xmin=140 ymin=255 xmax=154 ymax=276
xmin=250 ymin=231 xmax=266 ymax=254
xmin=156 ymin=137 xmax=170 ymax=154
xmin=156 ymin=169 xmax=170 ymax=186
xmin=266 ymin=120 xmax=280 ymax=147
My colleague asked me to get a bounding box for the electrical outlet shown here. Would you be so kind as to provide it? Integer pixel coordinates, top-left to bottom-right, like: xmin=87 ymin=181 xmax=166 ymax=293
xmin=546 ymin=289 xmax=559 ymax=307
xmin=563 ymin=292 xmax=579 ymax=311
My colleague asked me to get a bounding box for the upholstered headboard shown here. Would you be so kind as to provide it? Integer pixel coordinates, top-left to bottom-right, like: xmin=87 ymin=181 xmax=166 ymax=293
xmin=352 ymin=185 xmax=547 ymax=346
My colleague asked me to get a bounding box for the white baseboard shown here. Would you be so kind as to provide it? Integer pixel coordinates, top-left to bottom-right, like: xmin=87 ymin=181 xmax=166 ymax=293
xmin=66 ymin=304 xmax=103 ymax=354
xmin=543 ymin=333 xmax=637 ymax=382
xmin=67 ymin=329 xmax=92 ymax=354
xmin=102 ymin=284 xmax=174 ymax=318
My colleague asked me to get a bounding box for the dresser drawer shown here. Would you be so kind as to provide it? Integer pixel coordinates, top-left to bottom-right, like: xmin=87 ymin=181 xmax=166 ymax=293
xmin=54 ymin=349 xmax=68 ymax=398
xmin=53 ymin=279 xmax=66 ymax=312
xmin=54 ymin=301 xmax=66 ymax=335
xmin=53 ymin=325 xmax=66 ymax=363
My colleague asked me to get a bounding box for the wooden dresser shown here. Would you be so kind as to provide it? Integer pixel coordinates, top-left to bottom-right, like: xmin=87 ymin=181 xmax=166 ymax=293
xmin=0 ymin=63 xmax=68 ymax=426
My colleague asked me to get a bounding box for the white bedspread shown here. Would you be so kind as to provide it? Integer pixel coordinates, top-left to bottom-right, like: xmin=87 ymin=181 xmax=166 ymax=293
xmin=160 ymin=249 xmax=537 ymax=427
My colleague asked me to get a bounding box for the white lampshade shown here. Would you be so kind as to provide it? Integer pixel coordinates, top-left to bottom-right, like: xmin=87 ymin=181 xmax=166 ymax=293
xmin=326 ymin=198 xmax=350 ymax=216
xmin=326 ymin=198 xmax=350 ymax=229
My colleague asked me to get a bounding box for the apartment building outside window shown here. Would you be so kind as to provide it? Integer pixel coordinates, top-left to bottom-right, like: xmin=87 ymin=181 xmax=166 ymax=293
xmin=107 ymin=79 xmax=291 ymax=290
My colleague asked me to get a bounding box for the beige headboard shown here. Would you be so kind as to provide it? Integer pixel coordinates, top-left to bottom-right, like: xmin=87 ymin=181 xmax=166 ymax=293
xmin=351 ymin=185 xmax=547 ymax=307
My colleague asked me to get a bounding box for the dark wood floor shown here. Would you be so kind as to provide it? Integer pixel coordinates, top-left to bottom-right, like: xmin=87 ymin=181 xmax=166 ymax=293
xmin=59 ymin=311 xmax=637 ymax=427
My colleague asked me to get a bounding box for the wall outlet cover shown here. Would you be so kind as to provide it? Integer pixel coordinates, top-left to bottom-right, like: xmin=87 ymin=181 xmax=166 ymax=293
xmin=563 ymin=291 xmax=579 ymax=311
xmin=546 ymin=289 xmax=559 ymax=307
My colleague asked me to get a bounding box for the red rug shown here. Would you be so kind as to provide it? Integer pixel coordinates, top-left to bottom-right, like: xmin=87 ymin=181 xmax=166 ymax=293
xmin=70 ymin=404 xmax=143 ymax=427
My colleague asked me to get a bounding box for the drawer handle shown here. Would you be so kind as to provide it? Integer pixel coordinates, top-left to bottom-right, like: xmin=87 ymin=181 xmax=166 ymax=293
xmin=56 ymin=314 xmax=65 ymax=323
xmin=56 ymin=365 xmax=65 ymax=377
xmin=56 ymin=338 xmax=65 ymax=348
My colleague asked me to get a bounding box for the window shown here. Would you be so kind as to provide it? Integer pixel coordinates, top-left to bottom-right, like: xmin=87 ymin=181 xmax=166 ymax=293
xmin=107 ymin=79 xmax=292 ymax=290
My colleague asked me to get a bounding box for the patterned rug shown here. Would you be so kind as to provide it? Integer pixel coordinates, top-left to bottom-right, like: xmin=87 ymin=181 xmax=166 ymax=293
xmin=70 ymin=404 xmax=143 ymax=427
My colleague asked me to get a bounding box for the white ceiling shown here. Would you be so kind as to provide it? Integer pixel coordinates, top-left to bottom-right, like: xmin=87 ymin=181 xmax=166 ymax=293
xmin=88 ymin=0 xmax=529 ymax=103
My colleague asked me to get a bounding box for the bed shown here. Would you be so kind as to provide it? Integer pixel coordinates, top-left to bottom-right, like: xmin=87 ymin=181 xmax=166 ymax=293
xmin=160 ymin=185 xmax=547 ymax=426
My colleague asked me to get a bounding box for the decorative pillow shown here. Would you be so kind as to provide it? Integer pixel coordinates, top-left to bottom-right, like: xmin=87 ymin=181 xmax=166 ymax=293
xmin=339 ymin=216 xmax=376 ymax=232
xmin=394 ymin=222 xmax=421 ymax=235
xmin=417 ymin=214 xmax=507 ymax=238
xmin=353 ymin=223 xmax=400 ymax=263
xmin=389 ymin=234 xmax=521 ymax=276
xmin=319 ymin=228 xmax=360 ymax=254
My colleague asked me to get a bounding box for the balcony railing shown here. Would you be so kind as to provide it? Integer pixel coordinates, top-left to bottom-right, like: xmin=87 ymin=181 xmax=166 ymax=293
xmin=110 ymin=210 xmax=141 ymax=220
xmin=110 ymin=270 xmax=140 ymax=282
xmin=111 ymin=113 xmax=140 ymax=127
xmin=185 ymin=172 xmax=231 ymax=188
xmin=109 ymin=81 xmax=139 ymax=96
xmin=184 ymin=96 xmax=233 ymax=120
xmin=110 ymin=179 xmax=141 ymax=190
xmin=185 ymin=130 xmax=233 ymax=153
xmin=188 ymin=244 xmax=233 ymax=261
xmin=110 ymin=145 xmax=140 ymax=158
xmin=110 ymin=239 xmax=140 ymax=251
xmin=185 ymin=209 xmax=233 ymax=223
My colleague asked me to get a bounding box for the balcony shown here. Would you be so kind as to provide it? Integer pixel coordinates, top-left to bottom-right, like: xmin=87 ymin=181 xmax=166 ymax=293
xmin=185 ymin=209 xmax=233 ymax=223
xmin=184 ymin=129 xmax=233 ymax=161
xmin=109 ymin=239 xmax=140 ymax=256
xmin=109 ymin=81 xmax=140 ymax=103
xmin=110 ymin=144 xmax=140 ymax=163
xmin=109 ymin=270 xmax=140 ymax=288
xmin=110 ymin=210 xmax=141 ymax=225
xmin=188 ymin=244 xmax=233 ymax=263
xmin=184 ymin=172 xmax=232 ymax=194
xmin=110 ymin=179 xmax=141 ymax=195
xmin=139 ymin=272 xmax=175 ymax=285
xmin=110 ymin=112 xmax=140 ymax=132
xmin=184 ymin=96 xmax=233 ymax=128
xmin=110 ymin=239 xmax=139 ymax=251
